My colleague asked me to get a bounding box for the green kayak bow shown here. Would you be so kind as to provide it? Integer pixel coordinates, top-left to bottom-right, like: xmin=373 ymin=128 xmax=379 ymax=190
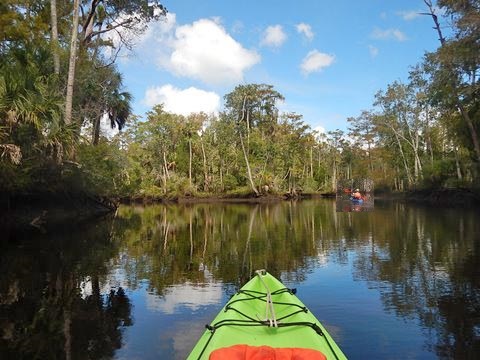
xmin=188 ymin=270 xmax=347 ymax=359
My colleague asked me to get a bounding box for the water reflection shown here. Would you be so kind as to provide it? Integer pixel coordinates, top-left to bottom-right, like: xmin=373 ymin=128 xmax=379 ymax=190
xmin=0 ymin=220 xmax=133 ymax=360
xmin=146 ymin=274 xmax=223 ymax=314
xmin=1 ymin=200 xmax=479 ymax=359
xmin=109 ymin=201 xmax=480 ymax=358
xmin=110 ymin=202 xmax=336 ymax=289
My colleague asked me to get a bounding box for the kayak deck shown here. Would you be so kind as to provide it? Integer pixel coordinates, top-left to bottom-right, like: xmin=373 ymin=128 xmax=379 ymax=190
xmin=188 ymin=270 xmax=347 ymax=359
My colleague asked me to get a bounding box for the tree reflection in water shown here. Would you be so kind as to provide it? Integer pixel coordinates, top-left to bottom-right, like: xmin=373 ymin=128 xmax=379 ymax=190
xmin=0 ymin=219 xmax=132 ymax=360
xmin=110 ymin=201 xmax=479 ymax=359
xmin=349 ymin=202 xmax=480 ymax=359
xmin=0 ymin=200 xmax=479 ymax=359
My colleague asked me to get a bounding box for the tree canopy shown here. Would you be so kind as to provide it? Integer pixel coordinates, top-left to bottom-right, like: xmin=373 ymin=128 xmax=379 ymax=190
xmin=0 ymin=0 xmax=479 ymax=200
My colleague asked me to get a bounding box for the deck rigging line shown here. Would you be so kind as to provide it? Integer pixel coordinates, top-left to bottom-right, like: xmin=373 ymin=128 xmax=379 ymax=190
xmin=195 ymin=273 xmax=340 ymax=360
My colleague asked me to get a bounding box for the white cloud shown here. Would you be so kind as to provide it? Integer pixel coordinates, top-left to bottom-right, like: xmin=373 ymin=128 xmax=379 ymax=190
xmin=103 ymin=12 xmax=177 ymax=64
xmin=102 ymin=11 xmax=177 ymax=60
xmin=300 ymin=50 xmax=335 ymax=75
xmin=296 ymin=23 xmax=314 ymax=41
xmin=161 ymin=18 xmax=260 ymax=85
xmin=314 ymin=125 xmax=326 ymax=134
xmin=313 ymin=125 xmax=327 ymax=142
xmin=143 ymin=85 xmax=220 ymax=116
xmin=368 ymin=45 xmax=379 ymax=58
xmin=153 ymin=12 xmax=177 ymax=36
xmin=107 ymin=14 xmax=259 ymax=85
xmin=261 ymin=25 xmax=287 ymax=48
xmin=371 ymin=27 xmax=407 ymax=41
xmin=397 ymin=10 xmax=421 ymax=21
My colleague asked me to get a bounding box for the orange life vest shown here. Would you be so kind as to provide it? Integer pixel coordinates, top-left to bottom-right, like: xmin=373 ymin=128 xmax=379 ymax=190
xmin=209 ymin=344 xmax=327 ymax=360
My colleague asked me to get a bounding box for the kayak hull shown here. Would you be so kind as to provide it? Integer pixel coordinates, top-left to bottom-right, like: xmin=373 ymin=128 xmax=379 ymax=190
xmin=350 ymin=197 xmax=364 ymax=204
xmin=187 ymin=270 xmax=347 ymax=359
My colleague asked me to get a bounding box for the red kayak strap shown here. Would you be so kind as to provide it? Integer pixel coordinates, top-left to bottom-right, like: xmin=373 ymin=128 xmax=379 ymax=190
xmin=209 ymin=344 xmax=327 ymax=360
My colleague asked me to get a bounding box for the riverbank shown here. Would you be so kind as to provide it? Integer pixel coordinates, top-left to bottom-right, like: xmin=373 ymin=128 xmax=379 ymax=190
xmin=0 ymin=191 xmax=317 ymax=231
xmin=373 ymin=187 xmax=480 ymax=207
xmin=0 ymin=192 xmax=117 ymax=231
xmin=3 ymin=188 xmax=479 ymax=232
xmin=119 ymin=191 xmax=329 ymax=205
xmin=402 ymin=188 xmax=480 ymax=207
xmin=162 ymin=188 xmax=480 ymax=206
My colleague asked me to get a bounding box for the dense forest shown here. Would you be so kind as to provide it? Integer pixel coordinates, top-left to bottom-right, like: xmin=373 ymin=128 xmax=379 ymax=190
xmin=1 ymin=0 xmax=479 ymax=203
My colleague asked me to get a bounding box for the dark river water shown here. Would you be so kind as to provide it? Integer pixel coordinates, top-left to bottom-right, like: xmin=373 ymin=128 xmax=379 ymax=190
xmin=1 ymin=199 xmax=479 ymax=359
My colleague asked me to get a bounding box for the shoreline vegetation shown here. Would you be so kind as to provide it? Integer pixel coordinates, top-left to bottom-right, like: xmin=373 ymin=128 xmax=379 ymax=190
xmin=1 ymin=1 xmax=479 ymax=230
xmin=2 ymin=187 xmax=479 ymax=232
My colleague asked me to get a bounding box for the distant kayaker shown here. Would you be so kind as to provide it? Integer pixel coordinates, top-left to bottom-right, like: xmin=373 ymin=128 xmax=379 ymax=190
xmin=352 ymin=188 xmax=362 ymax=200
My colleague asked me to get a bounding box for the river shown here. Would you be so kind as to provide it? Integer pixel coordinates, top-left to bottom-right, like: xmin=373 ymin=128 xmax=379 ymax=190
xmin=1 ymin=199 xmax=479 ymax=359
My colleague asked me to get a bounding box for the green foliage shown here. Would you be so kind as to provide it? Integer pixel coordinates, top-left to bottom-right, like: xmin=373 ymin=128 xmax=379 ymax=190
xmin=1 ymin=0 xmax=479 ymax=200
xmin=225 ymin=186 xmax=257 ymax=198
xmin=75 ymin=61 xmax=132 ymax=144
xmin=222 ymin=173 xmax=240 ymax=191
xmin=422 ymin=158 xmax=456 ymax=188
xmin=79 ymin=0 xmax=167 ymax=49
xmin=0 ymin=0 xmax=151 ymax=198
xmin=165 ymin=173 xmax=194 ymax=197
xmin=73 ymin=142 xmax=127 ymax=196
xmin=299 ymin=177 xmax=319 ymax=193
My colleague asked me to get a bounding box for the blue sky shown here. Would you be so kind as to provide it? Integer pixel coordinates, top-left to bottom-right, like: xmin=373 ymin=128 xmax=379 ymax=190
xmin=115 ymin=0 xmax=442 ymax=133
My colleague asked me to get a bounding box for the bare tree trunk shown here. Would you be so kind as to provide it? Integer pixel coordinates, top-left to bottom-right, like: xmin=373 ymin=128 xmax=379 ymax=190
xmin=331 ymin=158 xmax=337 ymax=191
xmin=455 ymin=146 xmax=463 ymax=181
xmin=414 ymin=140 xmax=423 ymax=179
xmin=163 ymin=150 xmax=170 ymax=179
xmin=219 ymin=159 xmax=224 ymax=192
xmin=92 ymin=117 xmax=100 ymax=145
xmin=65 ymin=0 xmax=80 ymax=125
xmin=160 ymin=149 xmax=169 ymax=194
xmin=240 ymin=96 xmax=259 ymax=196
xmin=201 ymin=139 xmax=208 ymax=191
xmin=367 ymin=132 xmax=374 ymax=173
xmin=240 ymin=132 xmax=259 ymax=196
xmin=188 ymin=138 xmax=192 ymax=187
xmin=391 ymin=127 xmax=413 ymax=186
xmin=246 ymin=106 xmax=250 ymax=144
xmin=50 ymin=0 xmax=60 ymax=75
xmin=425 ymin=108 xmax=434 ymax=166
xmin=161 ymin=167 xmax=167 ymax=193
xmin=310 ymin=146 xmax=313 ymax=178
xmin=410 ymin=121 xmax=423 ymax=181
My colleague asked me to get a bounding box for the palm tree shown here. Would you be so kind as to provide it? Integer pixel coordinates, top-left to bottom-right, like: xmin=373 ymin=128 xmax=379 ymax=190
xmin=107 ymin=89 xmax=132 ymax=132
xmin=91 ymin=74 xmax=132 ymax=145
